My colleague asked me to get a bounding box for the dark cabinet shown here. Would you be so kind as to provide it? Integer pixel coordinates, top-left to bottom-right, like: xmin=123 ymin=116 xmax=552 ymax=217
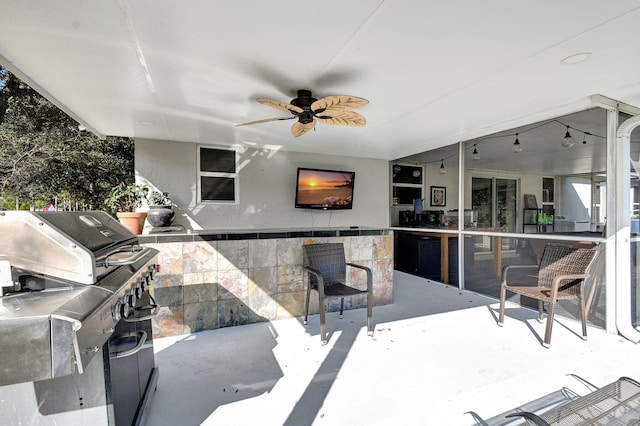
xmin=396 ymin=233 xmax=439 ymax=278
xmin=395 ymin=232 xmax=473 ymax=284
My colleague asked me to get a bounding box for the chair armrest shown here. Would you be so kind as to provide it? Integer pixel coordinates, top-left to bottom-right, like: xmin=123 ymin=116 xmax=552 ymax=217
xmin=346 ymin=263 xmax=373 ymax=291
xmin=502 ymin=264 xmax=538 ymax=286
xmin=505 ymin=412 xmax=550 ymax=426
xmin=303 ymin=265 xmax=326 ymax=297
xmin=549 ymin=273 xmax=589 ymax=298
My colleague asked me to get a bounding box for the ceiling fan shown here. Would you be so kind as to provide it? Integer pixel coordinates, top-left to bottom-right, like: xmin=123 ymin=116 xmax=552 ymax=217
xmin=237 ymin=89 xmax=368 ymax=137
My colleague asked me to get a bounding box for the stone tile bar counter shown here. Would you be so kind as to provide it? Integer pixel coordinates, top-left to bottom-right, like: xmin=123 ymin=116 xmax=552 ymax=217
xmin=139 ymin=228 xmax=393 ymax=337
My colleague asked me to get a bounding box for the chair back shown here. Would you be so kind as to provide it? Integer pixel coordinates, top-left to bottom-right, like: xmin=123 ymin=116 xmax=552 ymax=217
xmin=537 ymin=244 xmax=598 ymax=295
xmin=303 ymin=243 xmax=347 ymax=288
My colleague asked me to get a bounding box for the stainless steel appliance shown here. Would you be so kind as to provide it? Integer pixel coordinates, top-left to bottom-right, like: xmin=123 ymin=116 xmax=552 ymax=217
xmin=0 ymin=210 xmax=160 ymax=425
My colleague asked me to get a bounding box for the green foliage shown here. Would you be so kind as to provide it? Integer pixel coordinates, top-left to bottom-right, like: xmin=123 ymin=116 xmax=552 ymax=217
xmin=104 ymin=182 xmax=148 ymax=213
xmin=147 ymin=191 xmax=171 ymax=206
xmin=0 ymin=66 xmax=134 ymax=210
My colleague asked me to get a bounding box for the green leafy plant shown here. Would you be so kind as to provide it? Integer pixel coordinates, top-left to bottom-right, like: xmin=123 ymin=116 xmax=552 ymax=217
xmin=104 ymin=182 xmax=148 ymax=213
xmin=147 ymin=191 xmax=171 ymax=206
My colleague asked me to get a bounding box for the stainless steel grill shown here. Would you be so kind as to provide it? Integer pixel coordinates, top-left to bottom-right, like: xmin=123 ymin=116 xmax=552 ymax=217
xmin=0 ymin=210 xmax=160 ymax=425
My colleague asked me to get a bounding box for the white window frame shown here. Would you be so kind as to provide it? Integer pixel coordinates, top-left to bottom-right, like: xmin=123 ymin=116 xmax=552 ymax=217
xmin=197 ymin=145 xmax=239 ymax=204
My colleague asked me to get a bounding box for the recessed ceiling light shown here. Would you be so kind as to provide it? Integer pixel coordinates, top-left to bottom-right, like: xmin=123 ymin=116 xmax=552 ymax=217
xmin=561 ymin=52 xmax=592 ymax=65
xmin=138 ymin=120 xmax=155 ymax=125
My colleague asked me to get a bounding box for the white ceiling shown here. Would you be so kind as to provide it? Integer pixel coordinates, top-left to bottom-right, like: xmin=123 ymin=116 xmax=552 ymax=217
xmin=1 ymin=1 xmax=639 ymax=161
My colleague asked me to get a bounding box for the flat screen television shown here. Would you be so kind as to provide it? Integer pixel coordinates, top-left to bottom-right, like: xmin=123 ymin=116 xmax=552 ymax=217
xmin=295 ymin=167 xmax=355 ymax=210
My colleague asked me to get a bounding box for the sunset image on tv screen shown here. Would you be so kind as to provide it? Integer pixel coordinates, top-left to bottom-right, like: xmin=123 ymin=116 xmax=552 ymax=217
xmin=297 ymin=169 xmax=354 ymax=207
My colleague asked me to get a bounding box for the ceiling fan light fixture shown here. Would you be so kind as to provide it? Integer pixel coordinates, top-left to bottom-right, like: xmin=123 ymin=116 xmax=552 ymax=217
xmin=561 ymin=126 xmax=575 ymax=148
xmin=512 ymin=134 xmax=522 ymax=153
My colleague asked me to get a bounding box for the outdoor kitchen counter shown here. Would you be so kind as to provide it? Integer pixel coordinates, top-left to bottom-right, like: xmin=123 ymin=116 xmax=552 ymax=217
xmin=137 ymin=226 xmax=389 ymax=243
xmin=137 ymin=227 xmax=393 ymax=338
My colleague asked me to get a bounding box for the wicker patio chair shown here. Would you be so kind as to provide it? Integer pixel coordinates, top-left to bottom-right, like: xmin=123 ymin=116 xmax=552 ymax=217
xmin=498 ymin=244 xmax=599 ymax=348
xmin=302 ymin=243 xmax=373 ymax=344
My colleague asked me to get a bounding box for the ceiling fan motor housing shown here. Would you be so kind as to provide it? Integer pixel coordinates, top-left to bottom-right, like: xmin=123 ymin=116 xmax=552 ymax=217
xmin=291 ymin=90 xmax=317 ymax=109
xmin=290 ymin=90 xmax=318 ymax=124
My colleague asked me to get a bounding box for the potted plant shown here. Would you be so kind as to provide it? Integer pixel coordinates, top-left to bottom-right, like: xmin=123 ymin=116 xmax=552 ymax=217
xmin=146 ymin=191 xmax=175 ymax=227
xmin=104 ymin=182 xmax=149 ymax=234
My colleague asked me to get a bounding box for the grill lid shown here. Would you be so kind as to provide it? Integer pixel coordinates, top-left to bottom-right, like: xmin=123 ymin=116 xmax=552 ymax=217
xmin=0 ymin=211 xmax=138 ymax=285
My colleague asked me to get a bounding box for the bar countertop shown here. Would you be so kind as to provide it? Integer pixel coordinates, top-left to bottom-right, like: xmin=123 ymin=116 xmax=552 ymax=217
xmin=137 ymin=226 xmax=391 ymax=244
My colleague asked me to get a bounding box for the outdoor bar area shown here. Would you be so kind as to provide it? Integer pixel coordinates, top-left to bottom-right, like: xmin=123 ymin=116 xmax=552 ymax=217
xmin=390 ymin=104 xmax=640 ymax=336
xmin=138 ymin=228 xmax=393 ymax=338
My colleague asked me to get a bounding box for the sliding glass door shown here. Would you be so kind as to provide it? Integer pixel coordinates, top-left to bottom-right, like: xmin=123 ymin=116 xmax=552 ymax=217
xmin=472 ymin=177 xmax=517 ymax=233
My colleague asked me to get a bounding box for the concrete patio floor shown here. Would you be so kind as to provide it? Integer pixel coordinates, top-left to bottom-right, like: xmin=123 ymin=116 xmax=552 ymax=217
xmin=146 ymin=271 xmax=640 ymax=425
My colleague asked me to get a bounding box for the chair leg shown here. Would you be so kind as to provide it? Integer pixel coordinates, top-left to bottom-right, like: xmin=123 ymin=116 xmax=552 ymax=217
xmin=339 ymin=298 xmax=344 ymax=319
xmin=303 ymin=284 xmax=311 ymax=325
xmin=538 ymin=300 xmax=544 ymax=322
xmin=543 ymin=302 xmax=555 ymax=348
xmin=498 ymin=286 xmax=506 ymax=326
xmin=319 ymin=299 xmax=327 ymax=345
xmin=367 ymin=291 xmax=373 ymax=336
xmin=579 ymin=293 xmax=587 ymax=340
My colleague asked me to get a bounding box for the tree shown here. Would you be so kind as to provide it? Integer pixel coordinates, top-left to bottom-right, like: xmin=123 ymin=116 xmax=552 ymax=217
xmin=0 ymin=65 xmax=134 ymax=210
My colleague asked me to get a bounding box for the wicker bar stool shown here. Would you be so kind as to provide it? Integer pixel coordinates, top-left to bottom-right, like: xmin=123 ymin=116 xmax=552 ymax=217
xmin=302 ymin=243 xmax=373 ymax=345
xmin=498 ymin=244 xmax=599 ymax=348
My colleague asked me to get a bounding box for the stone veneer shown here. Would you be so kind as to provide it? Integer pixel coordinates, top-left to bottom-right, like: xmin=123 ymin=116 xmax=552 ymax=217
xmin=139 ymin=229 xmax=393 ymax=337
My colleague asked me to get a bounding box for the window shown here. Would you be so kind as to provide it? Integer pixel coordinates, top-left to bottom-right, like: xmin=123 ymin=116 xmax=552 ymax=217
xmin=392 ymin=164 xmax=423 ymax=205
xmin=198 ymin=146 xmax=238 ymax=203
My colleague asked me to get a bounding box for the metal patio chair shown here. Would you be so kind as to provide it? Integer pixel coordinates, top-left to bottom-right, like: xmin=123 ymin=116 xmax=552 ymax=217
xmin=498 ymin=244 xmax=599 ymax=348
xmin=302 ymin=243 xmax=373 ymax=344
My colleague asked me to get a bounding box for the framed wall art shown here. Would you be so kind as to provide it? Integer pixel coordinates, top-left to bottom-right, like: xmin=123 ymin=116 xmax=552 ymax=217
xmin=524 ymin=193 xmax=538 ymax=209
xmin=430 ymin=186 xmax=446 ymax=206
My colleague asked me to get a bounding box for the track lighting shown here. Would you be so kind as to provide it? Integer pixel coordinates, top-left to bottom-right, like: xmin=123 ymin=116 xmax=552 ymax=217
xmin=512 ymin=133 xmax=522 ymax=153
xmin=472 ymin=145 xmax=480 ymax=160
xmin=438 ymin=160 xmax=446 ymax=174
xmin=582 ymin=132 xmax=591 ymax=145
xmin=561 ymin=126 xmax=575 ymax=148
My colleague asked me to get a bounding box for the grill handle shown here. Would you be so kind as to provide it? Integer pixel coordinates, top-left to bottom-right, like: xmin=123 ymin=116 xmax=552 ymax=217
xmin=123 ymin=294 xmax=161 ymax=322
xmin=109 ymin=330 xmax=147 ymax=359
xmin=97 ymin=246 xmax=151 ymax=267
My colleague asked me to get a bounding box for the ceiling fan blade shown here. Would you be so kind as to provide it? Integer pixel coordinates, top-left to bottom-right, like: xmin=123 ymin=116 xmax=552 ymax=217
xmin=236 ymin=116 xmax=296 ymax=127
xmin=257 ymin=98 xmax=303 ymax=114
xmin=291 ymin=119 xmax=316 ymax=137
xmin=317 ymin=111 xmax=366 ymax=127
xmin=311 ymin=95 xmax=368 ymax=112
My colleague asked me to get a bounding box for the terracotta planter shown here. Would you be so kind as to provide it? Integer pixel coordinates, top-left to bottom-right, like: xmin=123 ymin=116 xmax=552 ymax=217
xmin=116 ymin=212 xmax=147 ymax=235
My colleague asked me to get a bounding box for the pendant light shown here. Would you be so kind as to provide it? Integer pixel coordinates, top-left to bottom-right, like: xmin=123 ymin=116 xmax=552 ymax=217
xmin=472 ymin=144 xmax=480 ymax=160
xmin=561 ymin=125 xmax=575 ymax=148
xmin=512 ymin=133 xmax=523 ymax=153
xmin=438 ymin=160 xmax=446 ymax=174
